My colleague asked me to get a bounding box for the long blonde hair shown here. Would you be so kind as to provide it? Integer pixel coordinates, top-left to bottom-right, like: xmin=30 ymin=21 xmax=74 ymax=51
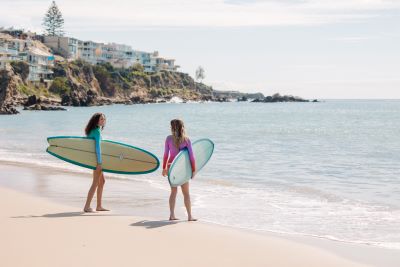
xmin=171 ymin=119 xmax=188 ymax=148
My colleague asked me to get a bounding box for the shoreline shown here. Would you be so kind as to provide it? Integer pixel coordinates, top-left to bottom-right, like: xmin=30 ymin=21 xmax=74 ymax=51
xmin=0 ymin=159 xmax=398 ymax=249
xmin=1 ymin=162 xmax=399 ymax=266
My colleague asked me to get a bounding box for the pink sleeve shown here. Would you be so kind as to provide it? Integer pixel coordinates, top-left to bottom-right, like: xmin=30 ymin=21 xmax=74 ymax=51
xmin=186 ymin=139 xmax=196 ymax=172
xmin=162 ymin=137 xmax=170 ymax=169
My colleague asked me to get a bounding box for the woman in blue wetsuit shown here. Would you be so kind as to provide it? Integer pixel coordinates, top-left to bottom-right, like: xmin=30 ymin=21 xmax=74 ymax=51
xmin=83 ymin=113 xmax=109 ymax=212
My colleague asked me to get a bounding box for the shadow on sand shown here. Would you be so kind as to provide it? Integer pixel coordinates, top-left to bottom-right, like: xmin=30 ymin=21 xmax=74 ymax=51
xmin=130 ymin=219 xmax=182 ymax=229
xmin=11 ymin=211 xmax=118 ymax=218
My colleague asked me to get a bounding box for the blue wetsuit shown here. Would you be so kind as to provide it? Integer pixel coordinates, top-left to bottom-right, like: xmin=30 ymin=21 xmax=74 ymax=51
xmin=88 ymin=127 xmax=102 ymax=164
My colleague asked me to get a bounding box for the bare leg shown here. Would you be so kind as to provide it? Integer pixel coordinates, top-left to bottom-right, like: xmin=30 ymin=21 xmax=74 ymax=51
xmin=181 ymin=182 xmax=197 ymax=221
xmin=96 ymin=172 xmax=109 ymax=211
xmin=84 ymin=169 xmax=101 ymax=212
xmin=169 ymin=186 xmax=178 ymax=220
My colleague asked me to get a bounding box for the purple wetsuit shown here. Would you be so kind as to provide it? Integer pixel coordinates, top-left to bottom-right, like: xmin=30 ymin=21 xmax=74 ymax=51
xmin=163 ymin=135 xmax=196 ymax=171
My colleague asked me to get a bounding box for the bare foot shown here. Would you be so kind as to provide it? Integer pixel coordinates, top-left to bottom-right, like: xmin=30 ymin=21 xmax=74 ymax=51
xmin=169 ymin=216 xmax=179 ymax=221
xmin=96 ymin=207 xmax=110 ymax=211
xmin=84 ymin=207 xmax=94 ymax=213
xmin=188 ymin=217 xmax=198 ymax=221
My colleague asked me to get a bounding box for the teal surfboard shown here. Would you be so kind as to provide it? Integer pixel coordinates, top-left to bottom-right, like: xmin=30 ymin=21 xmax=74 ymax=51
xmin=46 ymin=136 xmax=159 ymax=175
xmin=168 ymin=138 xmax=214 ymax=187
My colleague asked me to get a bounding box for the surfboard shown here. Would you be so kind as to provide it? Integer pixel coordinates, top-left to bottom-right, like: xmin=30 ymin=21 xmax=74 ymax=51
xmin=46 ymin=136 xmax=159 ymax=175
xmin=168 ymin=138 xmax=214 ymax=187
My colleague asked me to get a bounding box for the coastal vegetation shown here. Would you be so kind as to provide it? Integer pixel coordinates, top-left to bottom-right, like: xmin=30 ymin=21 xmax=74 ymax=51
xmin=42 ymin=1 xmax=64 ymax=36
xmin=195 ymin=66 xmax=205 ymax=83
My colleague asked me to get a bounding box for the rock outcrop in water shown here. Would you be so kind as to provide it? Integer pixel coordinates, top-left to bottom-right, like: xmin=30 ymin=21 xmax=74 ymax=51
xmin=251 ymin=93 xmax=317 ymax=103
xmin=211 ymin=90 xmax=264 ymax=102
xmin=23 ymin=95 xmax=66 ymax=111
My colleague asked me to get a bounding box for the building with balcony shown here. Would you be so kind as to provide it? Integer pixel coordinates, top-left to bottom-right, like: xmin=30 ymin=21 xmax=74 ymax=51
xmin=0 ymin=40 xmax=19 ymax=70
xmin=43 ymin=36 xmax=80 ymax=60
xmin=25 ymin=47 xmax=54 ymax=82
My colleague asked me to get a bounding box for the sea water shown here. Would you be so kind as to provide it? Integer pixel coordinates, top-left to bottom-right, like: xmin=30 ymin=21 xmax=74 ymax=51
xmin=0 ymin=100 xmax=399 ymax=249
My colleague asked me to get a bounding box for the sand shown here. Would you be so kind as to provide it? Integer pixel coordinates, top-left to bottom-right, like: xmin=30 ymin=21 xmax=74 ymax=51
xmin=0 ymin=185 xmax=374 ymax=267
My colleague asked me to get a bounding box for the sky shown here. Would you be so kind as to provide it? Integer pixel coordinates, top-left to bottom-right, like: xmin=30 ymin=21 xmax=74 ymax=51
xmin=0 ymin=0 xmax=399 ymax=98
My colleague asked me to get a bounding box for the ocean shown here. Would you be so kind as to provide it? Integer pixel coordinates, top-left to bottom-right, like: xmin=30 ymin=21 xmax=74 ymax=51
xmin=0 ymin=100 xmax=399 ymax=249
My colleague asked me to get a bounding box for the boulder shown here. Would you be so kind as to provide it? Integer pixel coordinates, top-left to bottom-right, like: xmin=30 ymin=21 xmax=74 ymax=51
xmin=25 ymin=95 xmax=39 ymax=106
xmin=0 ymin=104 xmax=19 ymax=114
xmin=23 ymin=104 xmax=66 ymax=111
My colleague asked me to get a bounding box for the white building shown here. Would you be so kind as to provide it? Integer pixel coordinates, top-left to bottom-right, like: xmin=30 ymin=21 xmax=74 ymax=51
xmin=0 ymin=33 xmax=55 ymax=81
xmin=80 ymin=40 xmax=102 ymax=65
xmin=132 ymin=50 xmax=178 ymax=73
xmin=23 ymin=47 xmax=54 ymax=82
xmin=0 ymin=34 xmax=25 ymax=70
xmin=98 ymin=43 xmax=135 ymax=68
xmin=43 ymin=35 xmax=180 ymax=72
xmin=19 ymin=31 xmax=179 ymax=77
xmin=156 ymin=57 xmax=179 ymax=72
xmin=132 ymin=50 xmax=151 ymax=71
xmin=43 ymin=36 xmax=80 ymax=60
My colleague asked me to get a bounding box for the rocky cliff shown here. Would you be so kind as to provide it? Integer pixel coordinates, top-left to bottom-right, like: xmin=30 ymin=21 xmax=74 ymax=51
xmin=54 ymin=60 xmax=214 ymax=106
xmin=0 ymin=59 xmax=214 ymax=114
xmin=0 ymin=67 xmax=25 ymax=114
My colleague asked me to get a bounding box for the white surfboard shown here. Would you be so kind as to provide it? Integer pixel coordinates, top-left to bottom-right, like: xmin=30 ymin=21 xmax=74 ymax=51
xmin=168 ymin=138 xmax=214 ymax=187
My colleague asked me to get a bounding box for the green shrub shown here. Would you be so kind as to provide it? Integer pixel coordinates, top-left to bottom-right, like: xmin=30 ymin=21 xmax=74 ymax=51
xmin=17 ymin=84 xmax=31 ymax=95
xmin=132 ymin=71 xmax=148 ymax=78
xmin=49 ymin=77 xmax=71 ymax=95
xmin=131 ymin=63 xmax=144 ymax=73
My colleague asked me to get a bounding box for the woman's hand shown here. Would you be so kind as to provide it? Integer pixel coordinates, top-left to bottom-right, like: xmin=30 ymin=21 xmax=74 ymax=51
xmin=162 ymin=169 xmax=168 ymax=177
xmin=191 ymin=170 xmax=196 ymax=179
xmin=96 ymin=164 xmax=102 ymax=171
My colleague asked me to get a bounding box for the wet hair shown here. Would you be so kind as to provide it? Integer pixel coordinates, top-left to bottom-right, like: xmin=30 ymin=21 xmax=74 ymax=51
xmin=85 ymin=113 xmax=105 ymax=136
xmin=170 ymin=119 xmax=188 ymax=148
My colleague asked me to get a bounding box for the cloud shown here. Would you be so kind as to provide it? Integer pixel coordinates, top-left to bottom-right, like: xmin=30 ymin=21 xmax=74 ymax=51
xmin=1 ymin=0 xmax=400 ymax=32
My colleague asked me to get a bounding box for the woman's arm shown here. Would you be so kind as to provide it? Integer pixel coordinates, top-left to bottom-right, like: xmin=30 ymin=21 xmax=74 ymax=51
xmin=93 ymin=128 xmax=102 ymax=165
xmin=187 ymin=139 xmax=196 ymax=174
xmin=162 ymin=137 xmax=170 ymax=170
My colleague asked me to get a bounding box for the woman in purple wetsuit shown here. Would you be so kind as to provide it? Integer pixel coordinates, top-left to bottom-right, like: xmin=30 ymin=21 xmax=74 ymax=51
xmin=83 ymin=113 xmax=109 ymax=213
xmin=162 ymin=119 xmax=197 ymax=221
